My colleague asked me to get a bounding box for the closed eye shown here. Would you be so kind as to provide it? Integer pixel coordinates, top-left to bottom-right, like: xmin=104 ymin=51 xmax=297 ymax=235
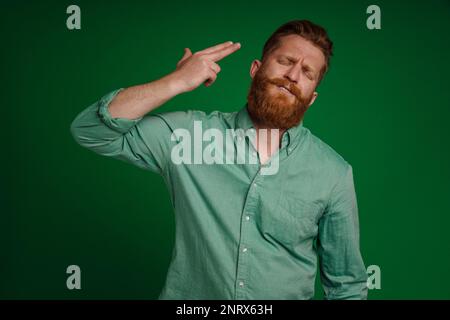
xmin=278 ymin=57 xmax=293 ymax=66
xmin=303 ymin=68 xmax=314 ymax=80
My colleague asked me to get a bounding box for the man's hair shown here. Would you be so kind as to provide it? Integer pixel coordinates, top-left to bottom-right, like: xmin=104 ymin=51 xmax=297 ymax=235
xmin=262 ymin=20 xmax=334 ymax=85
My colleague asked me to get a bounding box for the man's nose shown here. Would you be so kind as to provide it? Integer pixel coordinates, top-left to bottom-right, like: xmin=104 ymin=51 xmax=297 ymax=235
xmin=284 ymin=66 xmax=301 ymax=83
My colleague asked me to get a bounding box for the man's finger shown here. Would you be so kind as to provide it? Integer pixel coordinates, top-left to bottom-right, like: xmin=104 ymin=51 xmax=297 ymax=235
xmin=198 ymin=41 xmax=234 ymax=55
xmin=207 ymin=43 xmax=241 ymax=62
xmin=204 ymin=71 xmax=218 ymax=87
xmin=208 ymin=62 xmax=221 ymax=74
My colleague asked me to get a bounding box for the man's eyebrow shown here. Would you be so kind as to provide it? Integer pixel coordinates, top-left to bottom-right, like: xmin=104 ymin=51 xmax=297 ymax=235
xmin=282 ymin=55 xmax=317 ymax=73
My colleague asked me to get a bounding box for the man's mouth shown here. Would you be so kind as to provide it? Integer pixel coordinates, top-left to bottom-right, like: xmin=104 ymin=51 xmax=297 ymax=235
xmin=276 ymin=85 xmax=294 ymax=97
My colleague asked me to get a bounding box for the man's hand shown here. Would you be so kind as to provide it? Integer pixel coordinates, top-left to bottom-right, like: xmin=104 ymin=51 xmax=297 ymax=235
xmin=171 ymin=41 xmax=241 ymax=92
xmin=107 ymin=41 xmax=240 ymax=120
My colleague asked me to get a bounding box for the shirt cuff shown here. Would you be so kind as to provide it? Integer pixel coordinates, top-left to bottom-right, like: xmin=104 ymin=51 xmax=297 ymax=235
xmin=97 ymin=88 xmax=143 ymax=134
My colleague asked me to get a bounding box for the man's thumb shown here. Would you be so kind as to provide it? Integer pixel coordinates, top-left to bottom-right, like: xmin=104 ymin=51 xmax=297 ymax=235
xmin=179 ymin=48 xmax=192 ymax=63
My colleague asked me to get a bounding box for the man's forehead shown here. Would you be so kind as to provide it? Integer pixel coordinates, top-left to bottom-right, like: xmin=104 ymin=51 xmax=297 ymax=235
xmin=271 ymin=35 xmax=325 ymax=66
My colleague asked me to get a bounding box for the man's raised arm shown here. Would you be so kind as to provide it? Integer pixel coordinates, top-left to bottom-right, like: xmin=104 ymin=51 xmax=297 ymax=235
xmin=108 ymin=41 xmax=241 ymax=119
xmin=70 ymin=41 xmax=240 ymax=173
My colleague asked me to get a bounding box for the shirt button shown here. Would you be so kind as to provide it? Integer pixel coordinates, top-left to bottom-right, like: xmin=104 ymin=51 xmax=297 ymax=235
xmin=242 ymin=247 xmax=248 ymax=253
xmin=245 ymin=215 xmax=250 ymax=221
xmin=253 ymin=182 xmax=258 ymax=187
xmin=239 ymin=281 xmax=245 ymax=287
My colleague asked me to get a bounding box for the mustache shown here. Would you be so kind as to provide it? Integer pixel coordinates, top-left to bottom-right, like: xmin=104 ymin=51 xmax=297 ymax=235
xmin=265 ymin=78 xmax=303 ymax=100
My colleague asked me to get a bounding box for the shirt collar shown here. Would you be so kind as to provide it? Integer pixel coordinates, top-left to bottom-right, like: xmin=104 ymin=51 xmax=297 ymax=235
xmin=235 ymin=104 xmax=304 ymax=153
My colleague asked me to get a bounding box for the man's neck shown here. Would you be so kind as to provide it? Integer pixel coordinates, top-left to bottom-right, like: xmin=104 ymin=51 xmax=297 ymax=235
xmin=253 ymin=123 xmax=286 ymax=165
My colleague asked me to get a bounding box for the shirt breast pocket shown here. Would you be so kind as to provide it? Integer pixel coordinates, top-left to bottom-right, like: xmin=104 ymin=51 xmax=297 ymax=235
xmin=259 ymin=194 xmax=322 ymax=247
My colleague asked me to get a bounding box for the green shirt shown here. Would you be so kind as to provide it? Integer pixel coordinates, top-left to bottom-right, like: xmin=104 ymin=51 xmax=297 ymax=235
xmin=70 ymin=89 xmax=368 ymax=300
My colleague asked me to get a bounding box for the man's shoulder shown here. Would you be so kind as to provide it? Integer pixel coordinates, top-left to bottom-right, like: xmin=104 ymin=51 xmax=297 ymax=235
xmin=302 ymin=126 xmax=351 ymax=172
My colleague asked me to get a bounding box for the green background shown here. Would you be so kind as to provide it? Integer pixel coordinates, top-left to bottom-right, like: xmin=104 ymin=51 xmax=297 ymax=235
xmin=1 ymin=0 xmax=449 ymax=299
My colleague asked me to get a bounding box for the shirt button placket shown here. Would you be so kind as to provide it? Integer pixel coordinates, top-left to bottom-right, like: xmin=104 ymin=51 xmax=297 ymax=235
xmin=235 ymin=177 xmax=260 ymax=299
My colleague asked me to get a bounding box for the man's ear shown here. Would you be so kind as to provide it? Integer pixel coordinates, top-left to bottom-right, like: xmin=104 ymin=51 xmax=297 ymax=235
xmin=250 ymin=59 xmax=262 ymax=79
xmin=306 ymin=92 xmax=319 ymax=109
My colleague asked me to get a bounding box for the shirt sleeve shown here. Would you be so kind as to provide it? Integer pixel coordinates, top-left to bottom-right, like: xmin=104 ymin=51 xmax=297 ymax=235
xmin=70 ymin=88 xmax=191 ymax=175
xmin=317 ymin=164 xmax=368 ymax=300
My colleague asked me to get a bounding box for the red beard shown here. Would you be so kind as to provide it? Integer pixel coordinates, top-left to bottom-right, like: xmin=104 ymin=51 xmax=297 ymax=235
xmin=247 ymin=68 xmax=313 ymax=130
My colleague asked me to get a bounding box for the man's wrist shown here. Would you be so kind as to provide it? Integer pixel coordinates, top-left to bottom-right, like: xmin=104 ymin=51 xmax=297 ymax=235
xmin=162 ymin=71 xmax=189 ymax=97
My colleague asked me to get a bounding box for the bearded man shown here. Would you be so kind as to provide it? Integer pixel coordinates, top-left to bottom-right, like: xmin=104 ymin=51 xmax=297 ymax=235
xmin=71 ymin=20 xmax=368 ymax=300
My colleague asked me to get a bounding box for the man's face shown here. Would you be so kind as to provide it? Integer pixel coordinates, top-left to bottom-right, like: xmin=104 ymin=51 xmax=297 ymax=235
xmin=247 ymin=34 xmax=326 ymax=129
